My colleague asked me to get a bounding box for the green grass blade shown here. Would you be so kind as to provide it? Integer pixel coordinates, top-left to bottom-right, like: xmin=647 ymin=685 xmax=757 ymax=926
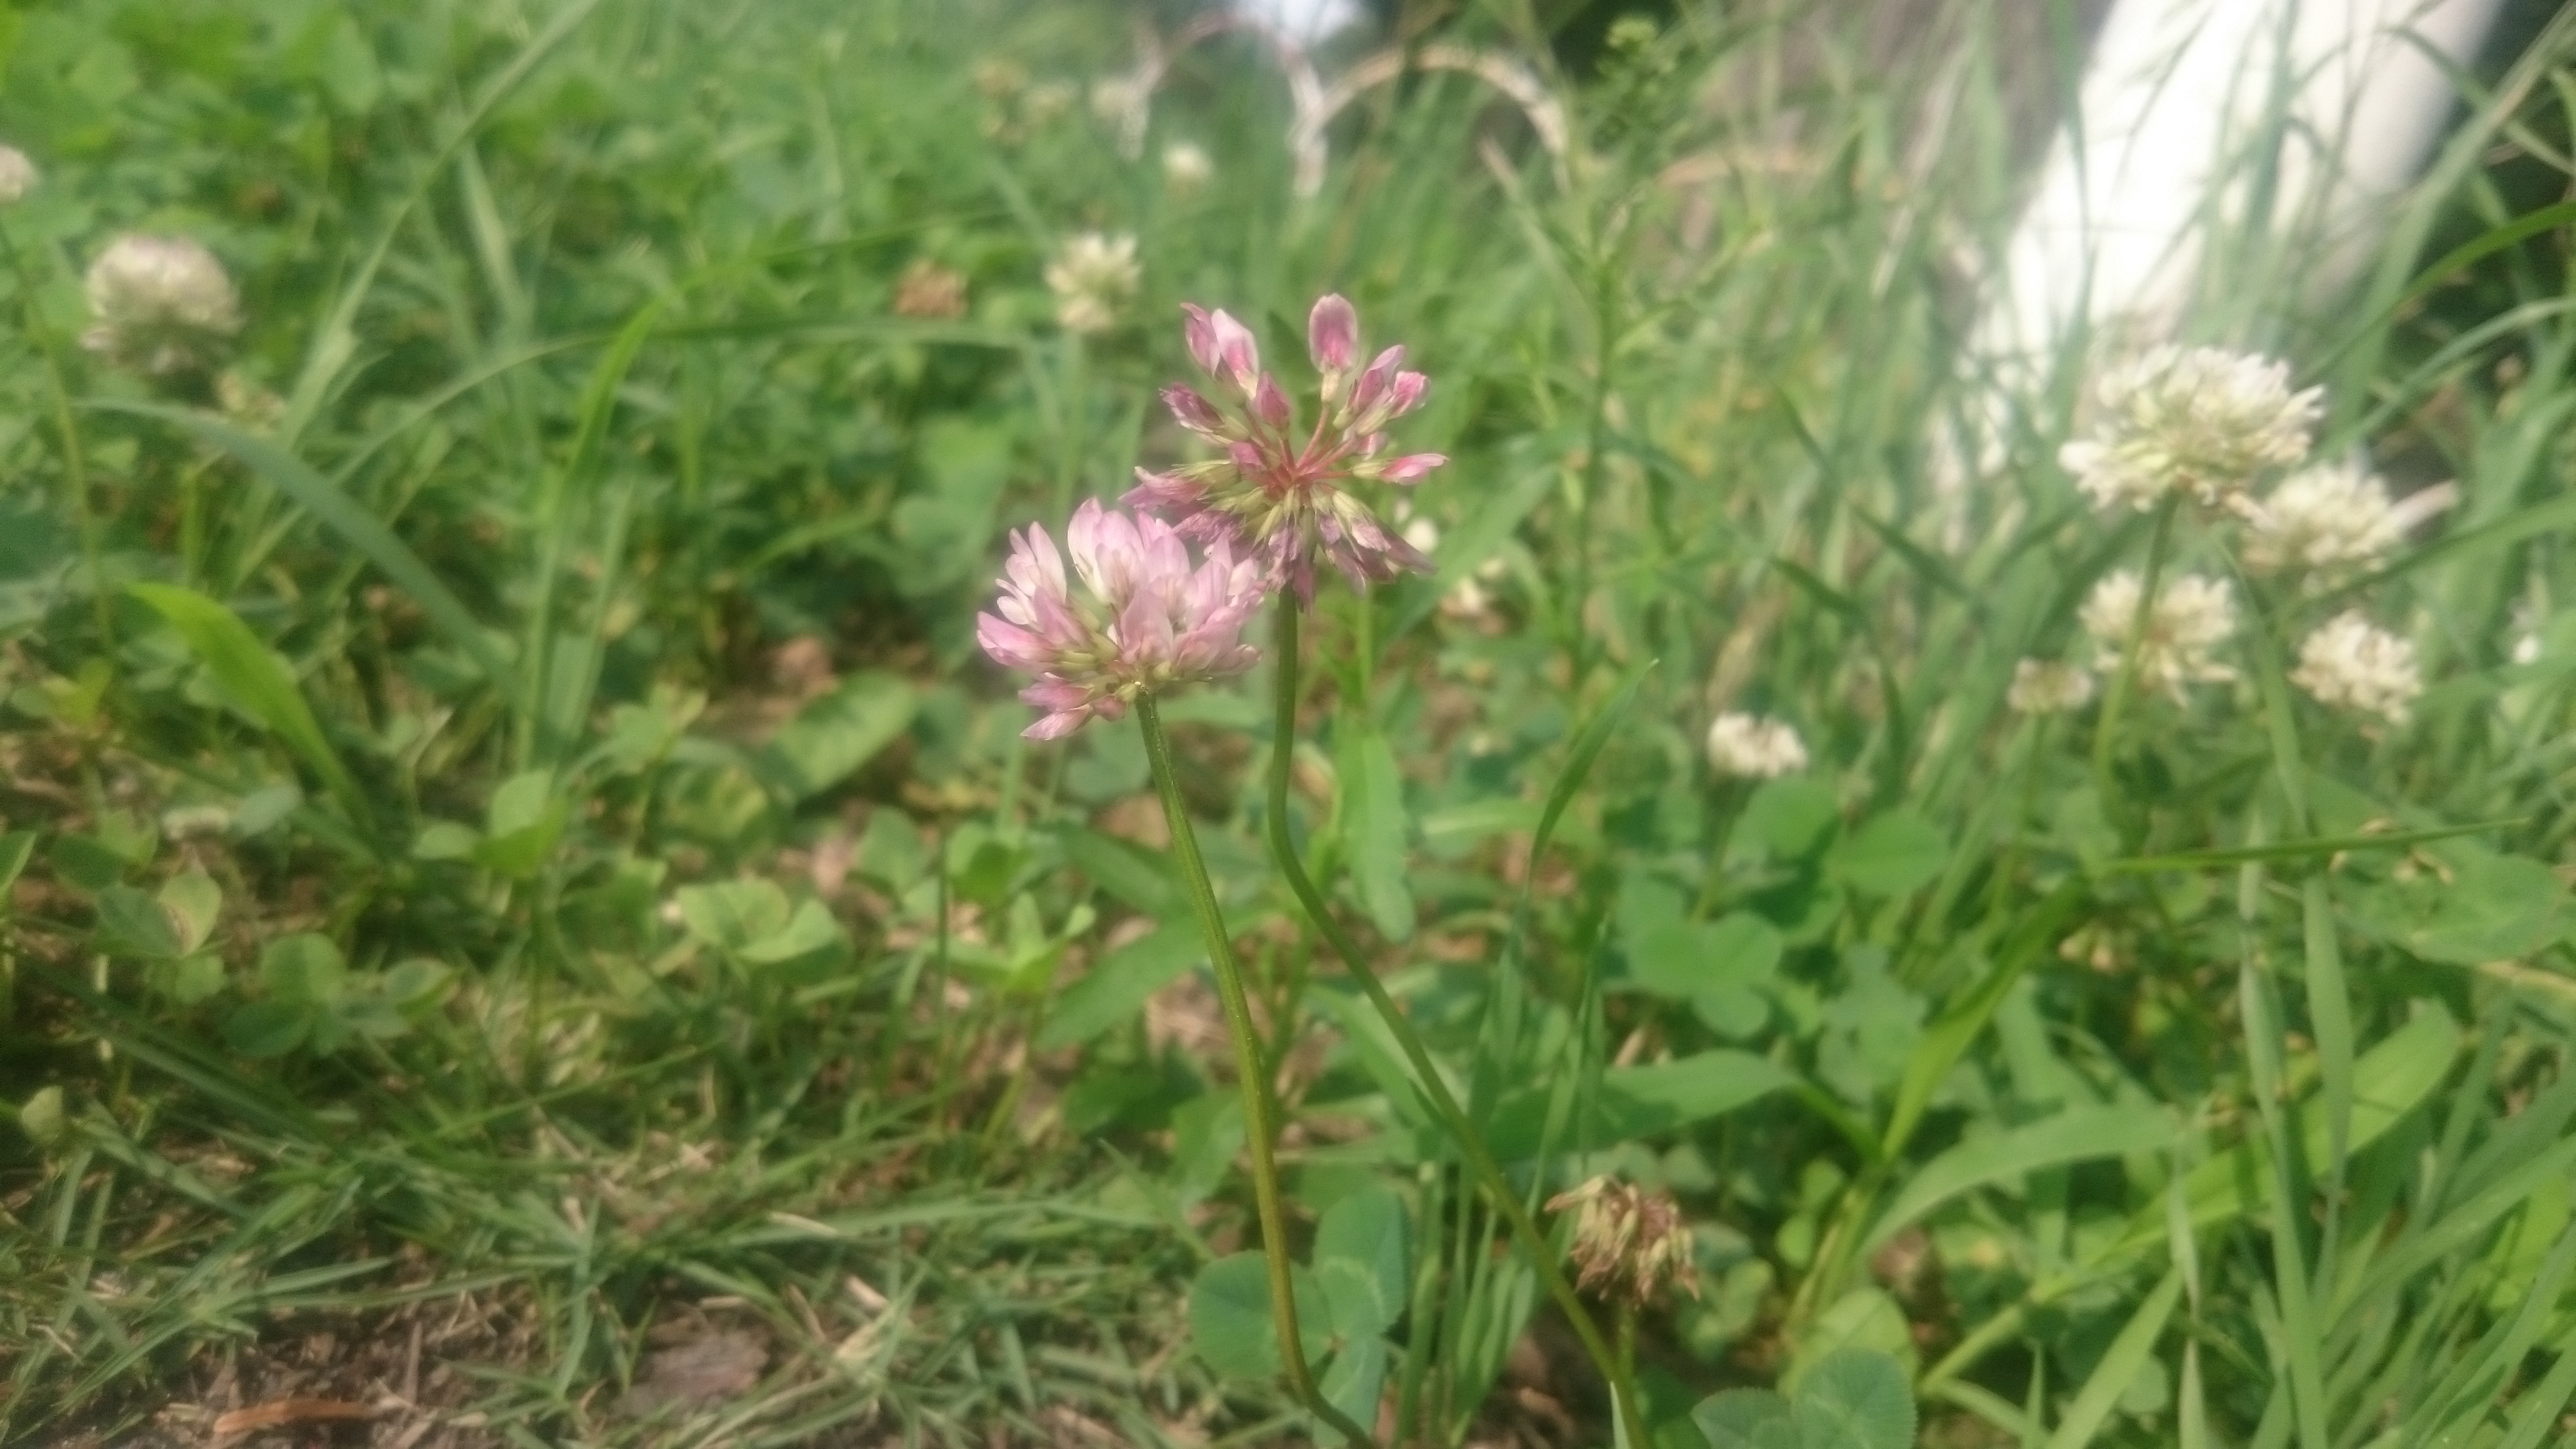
xmin=97 ymin=404 xmax=521 ymax=710
xmin=2042 ymin=1266 xmax=2182 ymax=1449
xmin=126 ymin=583 xmax=371 ymax=839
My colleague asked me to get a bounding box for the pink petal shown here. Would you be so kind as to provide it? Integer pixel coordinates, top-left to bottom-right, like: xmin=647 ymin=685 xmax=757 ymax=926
xmin=1024 ymin=709 xmax=1090 ymax=741
xmin=1181 ymin=304 xmax=1220 ymax=375
xmin=1378 ymin=452 xmax=1446 ymax=483
xmin=1308 ymin=294 xmax=1357 ymax=372
xmin=978 ymin=613 xmax=1054 ymax=672
xmin=1251 ymin=372 xmax=1291 ymax=431
xmin=1163 ymin=384 xmax=1228 ymax=437
xmin=1209 ymin=309 xmax=1260 ymax=392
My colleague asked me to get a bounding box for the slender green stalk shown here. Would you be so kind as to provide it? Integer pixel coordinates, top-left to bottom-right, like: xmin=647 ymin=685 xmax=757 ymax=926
xmin=1261 ymin=598 xmax=1647 ymax=1445
xmin=0 ymin=220 xmax=110 ymax=648
xmin=2088 ymin=497 xmax=2179 ymax=842
xmin=1135 ymin=696 xmax=1374 ymax=1448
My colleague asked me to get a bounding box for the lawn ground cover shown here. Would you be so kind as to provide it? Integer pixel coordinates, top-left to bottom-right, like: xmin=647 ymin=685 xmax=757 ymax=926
xmin=5 ymin=1 xmax=2576 ymax=1446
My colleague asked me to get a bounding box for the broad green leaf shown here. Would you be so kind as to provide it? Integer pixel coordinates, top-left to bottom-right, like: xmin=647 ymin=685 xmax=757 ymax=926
xmin=1793 ymin=1348 xmax=1916 ymax=1449
xmin=1316 ymin=1333 xmax=1387 ymax=1432
xmin=15 ymin=1086 xmax=67 ymax=1148
xmin=1694 ymin=1389 xmax=1798 ymax=1449
xmin=676 ymin=879 xmax=794 ymax=953
xmin=1186 ymin=1252 xmax=1330 ymax=1381
xmin=2044 ymin=1267 xmax=2182 ymax=1449
xmin=2345 ymin=848 xmax=2563 ymax=965
xmin=1061 ymin=828 xmax=1184 ymax=920
xmin=224 ymin=1000 xmax=311 ymax=1058
xmin=1740 ymin=777 xmax=1839 ymax=858
xmin=93 ymin=885 xmax=182 ymax=959
xmin=735 ymin=899 xmax=849 ymax=966
xmin=411 ymin=820 xmax=481 ymax=861
xmin=158 ymin=872 xmax=221 ymax=955
xmin=1829 ymin=809 xmax=1948 ymax=898
xmin=1313 ymin=1185 xmax=1409 ymax=1340
xmin=1865 ymin=1104 xmax=2177 ymax=1252
xmin=1336 ymin=722 xmax=1415 ymax=942
xmin=474 ymin=769 xmax=566 ymax=878
xmin=260 ymin=934 xmax=347 ymax=1004
xmin=1036 ymin=926 xmax=1202 ymax=1051
xmin=758 ymin=673 xmax=917 ymax=801
xmin=1786 ymin=1287 xmax=1914 ymax=1392
xmin=129 ymin=583 xmax=368 ymax=830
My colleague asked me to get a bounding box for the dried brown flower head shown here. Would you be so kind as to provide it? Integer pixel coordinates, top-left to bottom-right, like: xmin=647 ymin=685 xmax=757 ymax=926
xmin=1546 ymin=1175 xmax=1699 ymax=1308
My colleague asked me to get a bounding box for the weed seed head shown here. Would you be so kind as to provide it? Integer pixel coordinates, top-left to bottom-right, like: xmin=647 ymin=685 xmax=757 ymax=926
xmin=82 ymin=233 xmax=242 ymax=376
xmin=2060 ymin=345 xmax=2321 ymax=514
xmin=2291 ymin=612 xmax=2420 ymax=725
xmin=1046 ymin=232 xmax=1139 ymax=335
xmin=2080 ymin=570 xmax=2239 ymax=698
xmin=1704 ymin=712 xmax=1807 ymax=779
xmin=1127 ymin=294 xmax=1445 ymax=603
xmin=1547 ymin=1175 xmax=1699 ymax=1308
xmin=977 ymin=498 xmax=1266 ymax=740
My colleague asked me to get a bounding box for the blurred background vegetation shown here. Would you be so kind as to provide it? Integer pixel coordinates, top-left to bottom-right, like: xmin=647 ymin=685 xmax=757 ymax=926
xmin=3 ymin=1 xmax=2576 ymax=1446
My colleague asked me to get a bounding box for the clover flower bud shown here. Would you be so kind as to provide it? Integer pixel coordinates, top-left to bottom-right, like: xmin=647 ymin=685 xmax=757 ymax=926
xmin=1309 ymin=292 xmax=1358 ymax=390
xmin=82 ymin=234 xmax=243 ymax=376
xmin=1546 ymin=1176 xmax=1699 ymax=1309
xmin=2080 ymin=570 xmax=2239 ymax=698
xmin=0 ymin=146 xmax=38 ymax=205
xmin=2060 ymin=345 xmax=2321 ymax=514
xmin=1705 ymin=712 xmax=1808 ymax=780
xmin=977 ymin=499 xmax=1267 ymax=740
xmin=2290 ymin=612 xmax=2420 ymax=725
xmin=1127 ymin=294 xmax=1446 ymax=602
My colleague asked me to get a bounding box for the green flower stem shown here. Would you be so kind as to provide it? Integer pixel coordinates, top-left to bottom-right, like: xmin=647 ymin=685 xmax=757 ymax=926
xmin=0 ymin=218 xmax=110 ymax=648
xmin=2089 ymin=498 xmax=2179 ymax=844
xmin=1134 ymin=696 xmax=1375 ymax=1449
xmin=1262 ymin=598 xmax=1648 ymax=1446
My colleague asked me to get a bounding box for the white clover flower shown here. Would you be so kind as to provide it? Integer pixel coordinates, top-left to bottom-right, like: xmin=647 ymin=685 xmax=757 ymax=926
xmin=2059 ymin=345 xmax=2322 ymax=513
xmin=82 ymin=234 xmax=243 ymax=375
xmin=1705 ymin=712 xmax=1807 ymax=780
xmin=2291 ymin=612 xmax=2420 ymax=725
xmin=2008 ymin=659 xmax=2097 ymax=714
xmin=2080 ymin=570 xmax=2239 ymax=698
xmin=2243 ymin=461 xmax=2402 ymax=579
xmin=1044 ymin=231 xmax=1139 ymax=335
xmin=1163 ymin=142 xmax=1214 ymax=195
xmin=0 ymin=146 xmax=38 ymax=205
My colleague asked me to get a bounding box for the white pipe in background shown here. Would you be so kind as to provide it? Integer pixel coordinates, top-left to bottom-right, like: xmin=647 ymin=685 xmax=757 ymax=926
xmin=1943 ymin=0 xmax=2508 ymax=501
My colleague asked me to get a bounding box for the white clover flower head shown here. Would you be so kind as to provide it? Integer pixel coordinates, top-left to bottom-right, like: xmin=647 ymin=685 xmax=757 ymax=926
xmin=2008 ymin=659 xmax=2097 ymax=714
xmin=1705 ymin=712 xmax=1807 ymax=780
xmin=1044 ymin=232 xmax=1139 ymax=335
xmin=0 ymin=145 xmax=38 ymax=205
xmin=2290 ymin=612 xmax=2420 ymax=725
xmin=1162 ymin=141 xmax=1215 ymax=195
xmin=82 ymin=233 xmax=243 ymax=376
xmin=2059 ymin=345 xmax=2322 ymax=513
xmin=2080 ymin=570 xmax=2239 ymax=698
xmin=2243 ymin=461 xmax=2402 ymax=579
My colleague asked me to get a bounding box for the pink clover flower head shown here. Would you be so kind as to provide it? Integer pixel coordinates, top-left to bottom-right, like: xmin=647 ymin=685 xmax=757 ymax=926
xmin=1127 ymin=293 xmax=1447 ymax=603
xmin=977 ymin=498 xmax=1267 ymax=740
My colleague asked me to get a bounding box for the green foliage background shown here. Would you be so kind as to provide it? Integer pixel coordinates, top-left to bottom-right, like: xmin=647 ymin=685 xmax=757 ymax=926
xmin=2 ymin=0 xmax=2575 ymax=1445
